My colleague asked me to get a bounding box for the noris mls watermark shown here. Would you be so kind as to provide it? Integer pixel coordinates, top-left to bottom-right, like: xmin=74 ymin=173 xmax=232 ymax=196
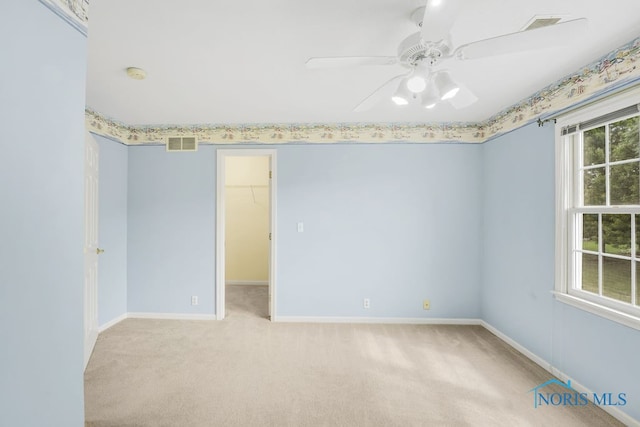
xmin=529 ymin=379 xmax=626 ymax=409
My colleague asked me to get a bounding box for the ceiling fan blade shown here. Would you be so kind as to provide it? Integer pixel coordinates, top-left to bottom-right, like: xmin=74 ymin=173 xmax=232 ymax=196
xmin=421 ymin=0 xmax=463 ymax=43
xmin=353 ymin=74 xmax=405 ymax=112
xmin=306 ymin=56 xmax=398 ymax=69
xmin=456 ymin=18 xmax=587 ymax=60
xmin=448 ymin=83 xmax=477 ymax=109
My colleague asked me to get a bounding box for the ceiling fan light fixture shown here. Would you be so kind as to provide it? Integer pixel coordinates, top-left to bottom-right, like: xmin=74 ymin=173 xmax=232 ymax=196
xmin=422 ymin=98 xmax=438 ymax=109
xmin=421 ymin=79 xmax=439 ymax=109
xmin=391 ymin=79 xmax=412 ymax=105
xmin=442 ymin=86 xmax=459 ymax=100
xmin=392 ymin=95 xmax=409 ymax=106
xmin=435 ymin=71 xmax=459 ymax=100
xmin=406 ymin=75 xmax=427 ymax=93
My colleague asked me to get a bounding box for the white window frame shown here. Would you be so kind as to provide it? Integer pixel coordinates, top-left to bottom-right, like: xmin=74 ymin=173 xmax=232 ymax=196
xmin=555 ymin=86 xmax=640 ymax=330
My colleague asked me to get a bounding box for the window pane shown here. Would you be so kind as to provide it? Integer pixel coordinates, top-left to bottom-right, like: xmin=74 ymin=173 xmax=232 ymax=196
xmin=610 ymin=116 xmax=640 ymax=162
xmin=637 ymin=215 xmax=640 ymax=255
xmin=581 ymin=253 xmax=599 ymax=294
xmin=582 ymin=214 xmax=598 ymax=251
xmin=602 ymin=257 xmax=631 ymax=303
xmin=584 ymin=126 xmax=606 ymax=166
xmin=610 ymin=162 xmax=640 ymax=205
xmin=583 ymin=167 xmax=605 ymax=205
xmin=637 ymin=262 xmax=640 ymax=306
xmin=602 ymin=214 xmax=631 ymax=256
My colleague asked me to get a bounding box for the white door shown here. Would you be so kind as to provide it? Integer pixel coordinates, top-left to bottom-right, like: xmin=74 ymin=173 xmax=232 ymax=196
xmin=268 ymin=158 xmax=272 ymax=319
xmin=84 ymin=133 xmax=100 ymax=369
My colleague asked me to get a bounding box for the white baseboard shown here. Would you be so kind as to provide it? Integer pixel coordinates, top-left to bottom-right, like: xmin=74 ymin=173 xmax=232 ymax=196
xmin=480 ymin=320 xmax=639 ymax=427
xmin=127 ymin=312 xmax=217 ymax=321
xmin=480 ymin=321 xmax=553 ymax=372
xmin=275 ymin=316 xmax=482 ymax=325
xmin=551 ymin=371 xmax=640 ymax=427
xmin=98 ymin=312 xmax=217 ymax=334
xmin=99 ymin=313 xmax=128 ymax=332
xmin=226 ymin=280 xmax=268 ymax=286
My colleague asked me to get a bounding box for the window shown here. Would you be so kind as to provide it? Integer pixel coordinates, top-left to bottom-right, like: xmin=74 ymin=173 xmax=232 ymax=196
xmin=556 ymin=87 xmax=640 ymax=329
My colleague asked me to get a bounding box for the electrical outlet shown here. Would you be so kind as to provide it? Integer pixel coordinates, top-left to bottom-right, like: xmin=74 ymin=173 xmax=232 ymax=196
xmin=363 ymin=298 xmax=370 ymax=309
xmin=191 ymin=296 xmax=199 ymax=306
xmin=423 ymin=299 xmax=430 ymax=310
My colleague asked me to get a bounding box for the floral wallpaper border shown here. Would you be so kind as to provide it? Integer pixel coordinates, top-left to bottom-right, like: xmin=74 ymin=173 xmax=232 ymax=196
xmin=86 ymin=36 xmax=640 ymax=145
xmin=38 ymin=0 xmax=89 ymax=35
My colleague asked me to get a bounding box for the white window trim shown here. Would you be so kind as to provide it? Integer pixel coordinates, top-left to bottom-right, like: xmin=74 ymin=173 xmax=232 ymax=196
xmin=552 ymin=291 xmax=640 ymax=330
xmin=555 ymin=85 xmax=640 ymax=331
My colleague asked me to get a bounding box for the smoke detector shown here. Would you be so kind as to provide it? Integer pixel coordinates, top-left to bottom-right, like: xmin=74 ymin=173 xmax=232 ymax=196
xmin=126 ymin=67 xmax=147 ymax=80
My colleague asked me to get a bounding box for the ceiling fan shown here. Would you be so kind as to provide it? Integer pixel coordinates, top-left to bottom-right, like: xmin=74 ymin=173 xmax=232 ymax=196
xmin=306 ymin=0 xmax=587 ymax=112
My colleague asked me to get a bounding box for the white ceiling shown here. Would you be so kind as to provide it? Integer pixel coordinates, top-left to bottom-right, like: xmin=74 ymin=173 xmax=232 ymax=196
xmin=86 ymin=0 xmax=640 ymax=126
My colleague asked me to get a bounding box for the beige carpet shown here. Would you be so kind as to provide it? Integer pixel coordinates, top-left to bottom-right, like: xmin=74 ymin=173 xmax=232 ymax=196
xmin=85 ymin=285 xmax=621 ymax=426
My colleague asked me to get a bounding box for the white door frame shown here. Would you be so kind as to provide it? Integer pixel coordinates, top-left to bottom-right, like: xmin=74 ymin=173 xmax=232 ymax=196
xmin=216 ymin=149 xmax=277 ymax=320
xmin=84 ymin=132 xmax=100 ymax=369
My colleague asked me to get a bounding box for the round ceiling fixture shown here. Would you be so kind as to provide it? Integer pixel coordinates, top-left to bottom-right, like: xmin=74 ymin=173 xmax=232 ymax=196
xmin=126 ymin=67 xmax=146 ymax=80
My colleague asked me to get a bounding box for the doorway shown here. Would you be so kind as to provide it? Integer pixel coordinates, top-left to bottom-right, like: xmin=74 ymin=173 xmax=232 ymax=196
xmin=216 ymin=149 xmax=276 ymax=320
xmin=84 ymin=132 xmax=100 ymax=369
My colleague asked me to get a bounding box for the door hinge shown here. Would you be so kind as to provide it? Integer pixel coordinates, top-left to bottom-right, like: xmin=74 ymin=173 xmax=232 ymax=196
xmin=269 ymin=171 xmax=272 ymax=179
xmin=269 ymin=232 xmax=272 ymax=241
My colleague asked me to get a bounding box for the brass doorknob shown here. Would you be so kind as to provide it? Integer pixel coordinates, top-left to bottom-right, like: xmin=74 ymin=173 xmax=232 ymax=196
xmin=96 ymin=248 xmax=105 ymax=255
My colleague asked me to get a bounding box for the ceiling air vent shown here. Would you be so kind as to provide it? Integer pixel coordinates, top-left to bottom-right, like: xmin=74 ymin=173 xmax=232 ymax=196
xmin=166 ymin=136 xmax=198 ymax=152
xmin=522 ymin=15 xmax=568 ymax=31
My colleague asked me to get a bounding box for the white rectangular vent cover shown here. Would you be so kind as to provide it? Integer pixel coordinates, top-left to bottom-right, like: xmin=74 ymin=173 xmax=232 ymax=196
xmin=166 ymin=136 xmax=198 ymax=152
xmin=522 ymin=15 xmax=569 ymax=31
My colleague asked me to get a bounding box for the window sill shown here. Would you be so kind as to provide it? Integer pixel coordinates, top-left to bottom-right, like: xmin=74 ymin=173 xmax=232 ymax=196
xmin=552 ymin=291 xmax=640 ymax=331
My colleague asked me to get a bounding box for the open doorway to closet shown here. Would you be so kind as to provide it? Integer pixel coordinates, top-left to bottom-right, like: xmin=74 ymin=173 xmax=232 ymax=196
xmin=216 ymin=149 xmax=277 ymax=321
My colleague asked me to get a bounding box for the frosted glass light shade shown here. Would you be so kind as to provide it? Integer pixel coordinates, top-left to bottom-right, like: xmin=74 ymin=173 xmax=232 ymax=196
xmin=392 ymin=78 xmax=412 ymax=105
xmin=407 ymin=75 xmax=427 ymax=93
xmin=435 ymin=71 xmax=460 ymax=100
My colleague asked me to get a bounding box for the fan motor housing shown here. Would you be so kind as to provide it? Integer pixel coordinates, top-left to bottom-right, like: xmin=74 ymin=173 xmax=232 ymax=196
xmin=397 ymin=32 xmax=450 ymax=66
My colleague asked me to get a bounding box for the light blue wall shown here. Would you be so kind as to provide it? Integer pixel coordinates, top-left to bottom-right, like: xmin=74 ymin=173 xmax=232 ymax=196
xmin=126 ymin=144 xmax=482 ymax=318
xmin=127 ymin=146 xmax=216 ymax=314
xmin=482 ymin=123 xmax=556 ymax=361
xmin=552 ymin=303 xmax=640 ymax=420
xmin=276 ymin=145 xmax=482 ymax=318
xmin=482 ymin=122 xmax=640 ymax=421
xmin=96 ymin=135 xmax=128 ymax=326
xmin=0 ymin=1 xmax=86 ymax=426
